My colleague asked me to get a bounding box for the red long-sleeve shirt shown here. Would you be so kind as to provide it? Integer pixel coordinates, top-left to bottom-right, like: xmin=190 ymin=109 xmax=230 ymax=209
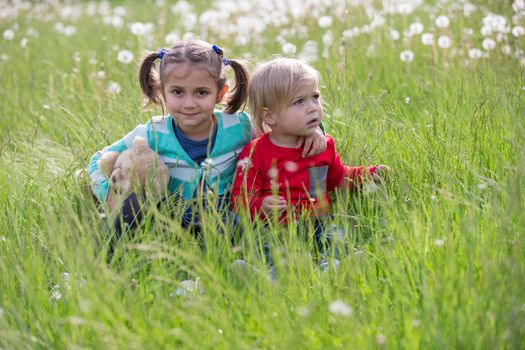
xmin=231 ymin=134 xmax=375 ymax=220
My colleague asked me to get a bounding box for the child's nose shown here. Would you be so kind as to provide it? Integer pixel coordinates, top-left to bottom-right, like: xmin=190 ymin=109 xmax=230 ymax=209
xmin=182 ymin=96 xmax=197 ymax=108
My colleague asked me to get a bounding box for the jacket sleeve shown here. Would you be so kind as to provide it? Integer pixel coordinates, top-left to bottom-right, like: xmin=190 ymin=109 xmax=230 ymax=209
xmin=231 ymin=142 xmax=266 ymax=219
xmin=88 ymin=124 xmax=148 ymax=202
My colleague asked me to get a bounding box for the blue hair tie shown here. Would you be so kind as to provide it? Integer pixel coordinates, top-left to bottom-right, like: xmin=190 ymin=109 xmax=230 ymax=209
xmin=212 ymin=44 xmax=230 ymax=66
xmin=157 ymin=48 xmax=167 ymax=60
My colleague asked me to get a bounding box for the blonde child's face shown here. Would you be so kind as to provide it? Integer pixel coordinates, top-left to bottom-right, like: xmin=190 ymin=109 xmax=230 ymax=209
xmin=265 ymin=82 xmax=323 ymax=146
xmin=163 ymin=63 xmax=225 ymax=139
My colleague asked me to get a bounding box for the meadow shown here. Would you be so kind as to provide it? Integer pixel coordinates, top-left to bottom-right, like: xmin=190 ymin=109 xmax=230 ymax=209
xmin=1 ymin=0 xmax=524 ymax=348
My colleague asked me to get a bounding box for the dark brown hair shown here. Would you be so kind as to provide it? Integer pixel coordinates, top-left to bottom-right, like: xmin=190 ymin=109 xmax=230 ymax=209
xmin=139 ymin=39 xmax=249 ymax=114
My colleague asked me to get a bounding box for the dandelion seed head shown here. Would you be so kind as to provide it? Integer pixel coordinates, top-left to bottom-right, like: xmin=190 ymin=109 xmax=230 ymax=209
xmin=49 ymin=284 xmax=62 ymax=301
xmin=482 ymin=38 xmax=496 ymax=50
xmin=282 ymin=43 xmax=297 ymax=55
xmin=117 ymin=49 xmax=133 ymax=64
xmin=405 ymin=96 xmax=411 ymax=104
xmin=409 ymin=22 xmax=424 ymax=35
xmin=437 ymin=35 xmax=452 ymax=49
xmin=412 ymin=319 xmax=421 ymax=327
xmin=435 ymin=15 xmax=450 ymax=28
xmin=501 ymin=45 xmax=512 ymax=55
xmin=329 ymin=300 xmax=352 ymax=317
xmin=400 ymin=49 xmax=414 ymax=62
xmin=434 ymin=239 xmax=445 ymax=246
xmin=267 ymin=167 xmax=279 ymax=178
xmin=284 ymin=161 xmax=298 ymax=173
xmin=468 ymin=48 xmax=483 ymax=59
xmin=3 ymin=29 xmax=15 ymax=40
xmin=389 ymin=29 xmax=400 ymax=41
xmin=318 ymin=15 xmax=333 ymax=28
xmin=322 ymin=30 xmax=333 ymax=46
xmin=512 ymin=25 xmax=525 ymax=37
xmin=107 ymin=81 xmax=122 ymax=95
xmin=421 ymin=33 xmax=434 ymax=45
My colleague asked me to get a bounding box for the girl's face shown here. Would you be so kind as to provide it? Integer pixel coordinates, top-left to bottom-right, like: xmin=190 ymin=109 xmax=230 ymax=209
xmin=163 ymin=63 xmax=226 ymax=139
xmin=264 ymin=81 xmax=323 ymax=147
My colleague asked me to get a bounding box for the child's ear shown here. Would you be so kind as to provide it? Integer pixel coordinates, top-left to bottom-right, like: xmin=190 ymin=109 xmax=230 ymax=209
xmin=261 ymin=107 xmax=277 ymax=126
xmin=216 ymin=85 xmax=229 ymax=103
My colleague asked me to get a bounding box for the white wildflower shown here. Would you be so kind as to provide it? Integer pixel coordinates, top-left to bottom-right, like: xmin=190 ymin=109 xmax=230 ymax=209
xmin=282 ymin=43 xmax=297 ymax=55
xmin=20 ymin=37 xmax=28 ymax=48
xmin=513 ymin=0 xmax=525 ymax=12
xmin=284 ymin=161 xmax=298 ymax=173
xmin=409 ymin=22 xmax=424 ymax=35
xmin=464 ymin=3 xmax=477 ymax=17
xmin=421 ymin=33 xmax=434 ymax=46
xmin=165 ymin=32 xmax=179 ymax=45
xmin=106 ymin=81 xmax=121 ymax=95
xmin=3 ymin=29 xmax=15 ymax=40
xmin=512 ymin=25 xmax=525 ymax=37
xmin=437 ymin=35 xmax=452 ymax=49
xmin=237 ymin=157 xmax=251 ymax=171
xmin=63 ymin=26 xmax=76 ymax=37
xmin=412 ymin=319 xmax=421 ymax=327
xmin=482 ymin=38 xmax=496 ymax=50
xmin=400 ymin=49 xmax=414 ymax=62
xmin=113 ymin=6 xmax=127 ymax=17
xmin=267 ymin=167 xmax=279 ymax=178
xmin=434 ymin=239 xmax=445 ymax=246
xmin=405 ymin=97 xmax=411 ymax=104
xmin=322 ymin=31 xmax=333 ymax=46
xmin=117 ymin=50 xmax=134 ymax=64
xmin=318 ymin=15 xmax=333 ymax=28
xmin=389 ymin=29 xmax=400 ymax=41
xmin=49 ymin=284 xmax=62 ymax=301
xmin=468 ymin=48 xmax=483 ymax=59
xmin=480 ymin=26 xmax=492 ymax=36
xmin=329 ymin=300 xmax=352 ymax=317
xmin=435 ymin=15 xmax=450 ymax=28
xmin=501 ymin=45 xmax=512 ymax=55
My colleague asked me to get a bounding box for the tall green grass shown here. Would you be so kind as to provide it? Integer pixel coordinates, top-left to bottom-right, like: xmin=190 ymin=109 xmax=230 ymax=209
xmin=1 ymin=1 xmax=524 ymax=349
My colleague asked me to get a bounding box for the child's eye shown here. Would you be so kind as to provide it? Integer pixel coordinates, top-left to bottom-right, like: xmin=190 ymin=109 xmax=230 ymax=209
xmin=172 ymin=89 xmax=183 ymax=95
xmin=313 ymin=93 xmax=320 ymax=100
xmin=293 ymin=98 xmax=304 ymax=105
xmin=196 ymin=90 xmax=209 ymax=97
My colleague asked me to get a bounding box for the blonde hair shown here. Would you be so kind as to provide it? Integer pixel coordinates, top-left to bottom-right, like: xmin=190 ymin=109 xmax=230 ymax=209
xmin=248 ymin=57 xmax=320 ymax=134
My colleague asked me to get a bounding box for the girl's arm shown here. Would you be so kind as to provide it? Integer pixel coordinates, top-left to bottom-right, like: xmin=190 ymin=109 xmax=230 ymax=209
xmin=88 ymin=125 xmax=148 ymax=202
xmin=297 ymin=125 xmax=327 ymax=158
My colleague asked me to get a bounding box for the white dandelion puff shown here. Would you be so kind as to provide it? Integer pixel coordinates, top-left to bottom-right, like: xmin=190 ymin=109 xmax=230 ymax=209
xmin=501 ymin=45 xmax=512 ymax=55
xmin=107 ymin=81 xmax=121 ymax=95
xmin=412 ymin=319 xmax=421 ymax=327
xmin=282 ymin=43 xmax=297 ymax=55
xmin=117 ymin=50 xmax=134 ymax=64
xmin=3 ymin=29 xmax=15 ymax=40
xmin=437 ymin=35 xmax=452 ymax=49
xmin=405 ymin=96 xmax=411 ymax=104
xmin=389 ymin=29 xmax=400 ymax=41
xmin=435 ymin=15 xmax=450 ymax=28
xmin=434 ymin=239 xmax=445 ymax=246
xmin=421 ymin=33 xmax=434 ymax=46
xmin=237 ymin=157 xmax=251 ymax=171
xmin=482 ymin=38 xmax=496 ymax=50
xmin=165 ymin=32 xmax=179 ymax=45
xmin=329 ymin=300 xmax=352 ymax=317
xmin=63 ymin=26 xmax=76 ymax=37
xmin=318 ymin=16 xmax=333 ymax=28
xmin=20 ymin=37 xmax=28 ymax=48
xmin=284 ymin=161 xmax=298 ymax=173
xmin=409 ymin=22 xmax=424 ymax=35
xmin=512 ymin=25 xmax=525 ymax=37
xmin=49 ymin=284 xmax=62 ymax=301
xmin=322 ymin=31 xmax=333 ymax=46
xmin=267 ymin=167 xmax=279 ymax=178
xmin=400 ymin=50 xmax=414 ymax=62
xmin=468 ymin=48 xmax=483 ymax=59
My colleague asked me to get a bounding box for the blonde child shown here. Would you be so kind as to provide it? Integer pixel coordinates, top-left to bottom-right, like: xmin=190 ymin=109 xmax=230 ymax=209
xmin=88 ymin=40 xmax=326 ymax=234
xmin=231 ymin=57 xmax=388 ymax=268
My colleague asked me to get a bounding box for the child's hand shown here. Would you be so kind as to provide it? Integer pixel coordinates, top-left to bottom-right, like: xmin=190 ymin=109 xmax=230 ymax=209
xmin=261 ymin=195 xmax=287 ymax=216
xmin=297 ymin=128 xmax=327 ymax=158
xmin=372 ymin=165 xmax=390 ymax=184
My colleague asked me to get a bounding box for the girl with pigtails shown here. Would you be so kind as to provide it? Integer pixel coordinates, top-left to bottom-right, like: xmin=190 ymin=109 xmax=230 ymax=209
xmin=88 ymin=39 xmax=327 ymax=235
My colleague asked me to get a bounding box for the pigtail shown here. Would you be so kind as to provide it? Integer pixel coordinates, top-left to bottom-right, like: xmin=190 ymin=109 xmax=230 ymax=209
xmin=223 ymin=59 xmax=249 ymax=114
xmin=138 ymin=52 xmax=163 ymax=106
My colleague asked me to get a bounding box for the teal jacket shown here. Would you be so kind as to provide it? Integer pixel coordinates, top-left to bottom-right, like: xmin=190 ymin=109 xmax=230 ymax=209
xmin=88 ymin=110 xmax=253 ymax=202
